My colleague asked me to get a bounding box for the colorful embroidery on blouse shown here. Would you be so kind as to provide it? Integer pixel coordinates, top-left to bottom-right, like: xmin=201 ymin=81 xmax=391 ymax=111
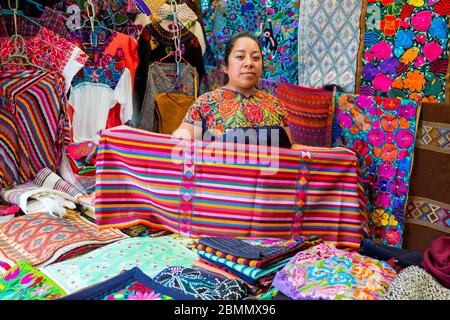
xmin=358 ymin=1 xmax=450 ymax=103
xmin=203 ymin=0 xmax=300 ymax=84
xmin=183 ymin=88 xmax=288 ymax=134
xmin=71 ymin=59 xmax=124 ymax=90
xmin=332 ymin=93 xmax=420 ymax=247
xmin=0 ymin=261 xmax=66 ymax=300
xmin=272 ymin=242 xmax=397 ymax=300
xmin=0 ymin=27 xmax=87 ymax=74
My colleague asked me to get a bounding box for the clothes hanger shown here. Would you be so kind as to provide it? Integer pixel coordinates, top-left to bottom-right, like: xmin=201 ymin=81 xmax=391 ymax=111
xmin=0 ymin=0 xmax=47 ymax=72
xmin=0 ymin=9 xmax=43 ymax=29
xmin=23 ymin=0 xmax=45 ymax=13
xmin=0 ymin=34 xmax=48 ymax=72
xmin=79 ymin=0 xmax=114 ymax=48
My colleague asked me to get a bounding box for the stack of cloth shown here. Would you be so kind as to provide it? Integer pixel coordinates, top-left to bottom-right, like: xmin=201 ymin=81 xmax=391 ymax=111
xmin=193 ymin=236 xmax=322 ymax=298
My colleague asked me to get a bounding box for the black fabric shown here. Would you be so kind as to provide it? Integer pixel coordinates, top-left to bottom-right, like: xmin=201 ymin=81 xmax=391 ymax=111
xmin=135 ymin=23 xmax=205 ymax=113
xmin=198 ymin=237 xmax=287 ymax=260
xmin=205 ymin=125 xmax=292 ymax=149
xmin=357 ymin=238 xmax=424 ymax=269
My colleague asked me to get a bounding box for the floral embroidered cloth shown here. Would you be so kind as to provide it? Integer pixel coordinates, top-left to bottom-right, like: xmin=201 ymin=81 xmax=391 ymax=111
xmin=183 ymin=88 xmax=288 ymax=136
xmin=0 ymin=213 xmax=127 ymax=267
xmin=0 ymin=260 xmax=66 ymax=300
xmin=357 ymin=1 xmax=450 ymax=103
xmin=272 ymin=242 xmax=397 ymax=300
xmin=203 ymin=0 xmax=300 ymax=84
xmin=40 ymin=237 xmax=198 ymax=293
xmin=60 ymin=267 xmax=193 ymax=300
xmin=332 ymin=93 xmax=420 ymax=247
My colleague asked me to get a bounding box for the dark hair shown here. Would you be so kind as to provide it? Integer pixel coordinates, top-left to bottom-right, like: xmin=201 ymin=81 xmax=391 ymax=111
xmin=223 ymin=31 xmax=263 ymax=85
xmin=322 ymin=84 xmax=344 ymax=93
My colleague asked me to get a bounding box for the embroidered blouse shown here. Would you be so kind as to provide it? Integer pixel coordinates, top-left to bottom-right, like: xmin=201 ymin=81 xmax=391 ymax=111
xmin=0 ymin=27 xmax=87 ymax=93
xmin=183 ymin=88 xmax=288 ymax=136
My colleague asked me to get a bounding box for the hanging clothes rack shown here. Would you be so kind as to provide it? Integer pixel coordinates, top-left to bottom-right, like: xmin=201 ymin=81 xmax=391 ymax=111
xmin=0 ymin=0 xmax=47 ymax=72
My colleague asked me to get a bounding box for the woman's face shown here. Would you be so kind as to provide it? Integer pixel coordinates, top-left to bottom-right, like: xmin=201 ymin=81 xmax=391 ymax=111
xmin=225 ymin=37 xmax=263 ymax=93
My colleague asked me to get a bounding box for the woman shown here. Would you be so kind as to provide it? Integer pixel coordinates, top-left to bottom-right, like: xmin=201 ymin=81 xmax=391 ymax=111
xmin=172 ymin=31 xmax=292 ymax=148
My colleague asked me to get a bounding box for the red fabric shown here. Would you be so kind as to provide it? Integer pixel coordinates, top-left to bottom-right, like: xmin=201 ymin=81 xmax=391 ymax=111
xmin=423 ymin=236 xmax=450 ymax=288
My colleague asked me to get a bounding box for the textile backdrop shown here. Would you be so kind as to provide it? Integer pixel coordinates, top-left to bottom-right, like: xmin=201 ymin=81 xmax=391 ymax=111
xmin=95 ymin=126 xmax=363 ymax=249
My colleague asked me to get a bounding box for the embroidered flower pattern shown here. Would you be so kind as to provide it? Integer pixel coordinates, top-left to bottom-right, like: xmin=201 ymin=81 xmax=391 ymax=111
xmin=184 ymin=88 xmax=287 ymax=135
xmin=359 ymin=2 xmax=450 ymax=102
xmin=273 ymin=243 xmax=397 ymax=300
xmin=333 ymin=93 xmax=419 ymax=247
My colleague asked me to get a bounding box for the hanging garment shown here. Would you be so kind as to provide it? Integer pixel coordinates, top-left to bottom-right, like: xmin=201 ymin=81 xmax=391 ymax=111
xmin=155 ymin=93 xmax=195 ymax=134
xmin=138 ymin=62 xmax=196 ymax=132
xmin=0 ymin=27 xmax=87 ymax=93
xmin=55 ymin=0 xmax=142 ymax=40
xmin=332 ymin=93 xmax=421 ymax=248
xmin=154 ymin=3 xmax=206 ymax=55
xmin=0 ymin=5 xmax=71 ymax=40
xmin=95 ymin=125 xmax=362 ymax=249
xmin=403 ymin=102 xmax=450 ymax=252
xmin=0 ymin=70 xmax=67 ymax=189
xmin=0 ymin=212 xmax=127 ymax=267
xmin=60 ymin=266 xmax=194 ymax=300
xmin=40 ymin=237 xmax=198 ymax=294
xmin=297 ymin=0 xmax=363 ymax=92
xmin=276 ymin=83 xmax=334 ymax=147
xmin=68 ymin=30 xmax=139 ymax=87
xmin=153 ymin=266 xmax=248 ymax=300
xmin=272 ymin=242 xmax=397 ymax=300
xmin=0 ymin=261 xmax=66 ymax=300
xmin=357 ymin=1 xmax=450 ymax=103
xmin=135 ymin=22 xmax=204 ymax=107
xmin=67 ymin=61 xmax=133 ymax=144
xmin=203 ymin=0 xmax=300 ymax=84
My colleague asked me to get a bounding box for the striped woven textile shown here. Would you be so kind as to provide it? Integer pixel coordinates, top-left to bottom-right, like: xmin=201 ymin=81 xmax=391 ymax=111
xmin=95 ymin=126 xmax=362 ymax=248
xmin=0 ymin=70 xmax=66 ymax=189
xmin=276 ymin=83 xmax=334 ymax=147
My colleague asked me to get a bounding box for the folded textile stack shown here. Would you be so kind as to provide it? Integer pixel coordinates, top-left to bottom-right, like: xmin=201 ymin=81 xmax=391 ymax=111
xmin=193 ymin=236 xmax=322 ymax=298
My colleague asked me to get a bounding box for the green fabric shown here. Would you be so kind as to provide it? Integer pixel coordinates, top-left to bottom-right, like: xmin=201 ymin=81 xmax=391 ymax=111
xmin=0 ymin=260 xmax=66 ymax=300
xmin=41 ymin=236 xmax=197 ymax=293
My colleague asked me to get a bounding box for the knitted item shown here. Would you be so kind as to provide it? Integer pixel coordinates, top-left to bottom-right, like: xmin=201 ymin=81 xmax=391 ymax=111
xmin=383 ymin=266 xmax=450 ymax=300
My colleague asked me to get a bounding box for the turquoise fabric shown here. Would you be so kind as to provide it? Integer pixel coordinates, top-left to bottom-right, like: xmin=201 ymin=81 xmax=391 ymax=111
xmin=41 ymin=236 xmax=197 ymax=293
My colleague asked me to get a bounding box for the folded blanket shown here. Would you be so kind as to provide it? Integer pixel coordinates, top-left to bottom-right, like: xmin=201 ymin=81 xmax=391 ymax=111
xmin=195 ymin=236 xmax=321 ymax=269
